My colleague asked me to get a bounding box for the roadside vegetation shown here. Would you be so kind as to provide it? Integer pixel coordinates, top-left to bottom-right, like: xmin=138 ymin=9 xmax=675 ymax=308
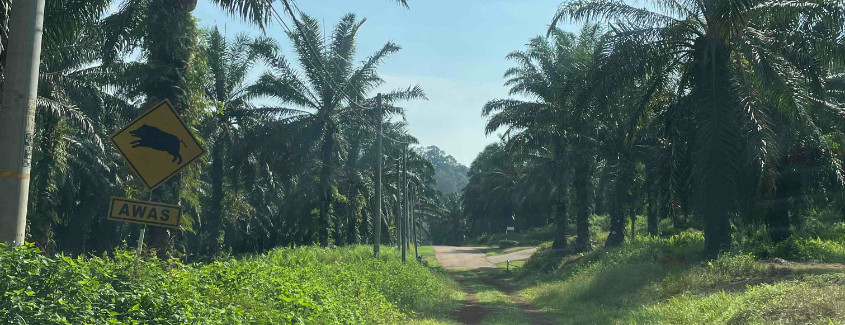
xmin=3 ymin=0 xmax=845 ymax=324
xmin=0 ymin=244 xmax=462 ymax=324
xmin=508 ymin=218 xmax=845 ymax=325
xmin=461 ymin=0 xmax=845 ymax=262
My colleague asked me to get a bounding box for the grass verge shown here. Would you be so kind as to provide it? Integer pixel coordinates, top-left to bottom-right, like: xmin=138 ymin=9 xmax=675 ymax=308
xmin=517 ymin=232 xmax=845 ymax=325
xmin=0 ymin=243 xmax=462 ymax=324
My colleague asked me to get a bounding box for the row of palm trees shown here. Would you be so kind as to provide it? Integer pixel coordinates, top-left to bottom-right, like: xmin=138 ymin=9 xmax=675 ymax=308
xmin=7 ymin=0 xmax=441 ymax=257
xmin=467 ymin=0 xmax=845 ymax=257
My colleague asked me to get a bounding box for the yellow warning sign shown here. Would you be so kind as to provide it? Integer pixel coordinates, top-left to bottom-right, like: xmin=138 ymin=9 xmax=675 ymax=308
xmin=107 ymin=197 xmax=181 ymax=229
xmin=110 ymin=100 xmax=204 ymax=190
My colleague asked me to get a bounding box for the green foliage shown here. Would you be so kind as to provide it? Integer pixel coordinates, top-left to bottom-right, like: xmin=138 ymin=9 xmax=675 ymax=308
xmin=466 ymin=226 xmax=555 ymax=246
xmin=15 ymin=1 xmax=445 ymax=257
xmin=519 ymin=232 xmax=845 ymax=324
xmin=769 ymin=238 xmax=845 ymax=263
xmin=0 ymin=243 xmax=462 ymax=324
xmin=498 ymin=240 xmax=519 ymax=249
xmin=421 ymin=146 xmax=469 ymax=195
xmin=626 ymin=274 xmax=845 ymax=325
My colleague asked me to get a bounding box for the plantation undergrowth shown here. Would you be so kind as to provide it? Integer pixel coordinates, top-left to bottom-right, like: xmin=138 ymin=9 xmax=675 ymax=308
xmin=0 ymin=244 xmax=462 ymax=325
xmin=515 ymin=232 xmax=845 ymax=325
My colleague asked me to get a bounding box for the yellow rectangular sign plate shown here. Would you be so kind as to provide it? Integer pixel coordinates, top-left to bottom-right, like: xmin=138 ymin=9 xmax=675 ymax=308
xmin=108 ymin=197 xmax=182 ymax=229
xmin=110 ymin=100 xmax=205 ymax=190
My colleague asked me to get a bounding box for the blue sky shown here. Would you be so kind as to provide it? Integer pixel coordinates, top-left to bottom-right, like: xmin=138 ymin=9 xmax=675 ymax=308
xmin=194 ymin=0 xmax=578 ymax=165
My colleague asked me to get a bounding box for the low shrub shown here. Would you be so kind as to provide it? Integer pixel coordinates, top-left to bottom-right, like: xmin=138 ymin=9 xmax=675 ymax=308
xmin=498 ymin=240 xmax=519 ymax=249
xmin=771 ymin=237 xmax=845 ymax=263
xmin=520 ymin=231 xmax=845 ymax=324
xmin=0 ymin=243 xmax=461 ymax=324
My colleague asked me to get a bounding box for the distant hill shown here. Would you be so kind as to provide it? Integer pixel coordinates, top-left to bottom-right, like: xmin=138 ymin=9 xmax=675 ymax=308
xmin=422 ymin=146 xmax=469 ymax=194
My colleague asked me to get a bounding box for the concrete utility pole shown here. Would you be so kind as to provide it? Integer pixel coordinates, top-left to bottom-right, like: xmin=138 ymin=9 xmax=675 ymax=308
xmin=401 ymin=146 xmax=408 ymax=263
xmin=373 ymin=94 xmax=382 ymax=258
xmin=0 ymin=0 xmax=46 ymax=246
xmin=395 ymin=158 xmax=401 ymax=251
xmin=412 ymin=186 xmax=418 ymax=261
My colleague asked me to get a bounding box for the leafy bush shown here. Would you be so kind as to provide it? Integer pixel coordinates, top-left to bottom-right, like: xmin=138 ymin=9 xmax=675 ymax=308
xmin=525 ymin=225 xmax=555 ymax=242
xmin=522 ymin=231 xmax=706 ymax=276
xmin=466 ymin=226 xmax=556 ymax=246
xmin=498 ymin=240 xmax=519 ymax=249
xmin=771 ymin=237 xmax=845 ymax=263
xmin=520 ymin=231 xmax=845 ymax=324
xmin=0 ymin=243 xmax=461 ymax=324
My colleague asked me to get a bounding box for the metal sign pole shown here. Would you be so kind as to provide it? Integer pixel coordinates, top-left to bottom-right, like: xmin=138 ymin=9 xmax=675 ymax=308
xmin=133 ymin=190 xmax=153 ymax=276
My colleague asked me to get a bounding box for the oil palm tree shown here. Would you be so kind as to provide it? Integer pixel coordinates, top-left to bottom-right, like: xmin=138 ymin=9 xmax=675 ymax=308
xmin=99 ymin=0 xmax=270 ymax=253
xmin=463 ymin=143 xmax=520 ymax=237
xmin=3 ymin=0 xmax=136 ymax=252
xmin=196 ymin=28 xmax=287 ymax=254
xmin=250 ymin=13 xmax=424 ymax=246
xmin=483 ymin=26 xmax=601 ymax=251
xmin=553 ymin=0 xmax=845 ymax=256
xmin=430 ymin=193 xmax=466 ymax=245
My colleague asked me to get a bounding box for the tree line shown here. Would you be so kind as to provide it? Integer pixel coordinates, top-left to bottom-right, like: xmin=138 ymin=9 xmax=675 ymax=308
xmin=5 ymin=0 xmax=450 ymax=258
xmin=463 ymin=0 xmax=845 ymax=258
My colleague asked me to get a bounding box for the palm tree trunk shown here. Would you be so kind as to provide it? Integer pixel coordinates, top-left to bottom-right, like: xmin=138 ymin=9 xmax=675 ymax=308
xmin=766 ymin=173 xmax=794 ymax=242
xmin=574 ymin=159 xmax=592 ymax=252
xmin=207 ymin=135 xmax=225 ymax=254
xmin=605 ymin=200 xmax=625 ymax=247
xmin=318 ymin=124 xmax=337 ymax=247
xmin=551 ymin=144 xmax=570 ymax=250
xmin=344 ymin=136 xmax=362 ymax=245
xmin=552 ymin=185 xmax=569 ymax=249
xmin=594 ymin=170 xmax=609 ymax=216
xmin=647 ymin=189 xmax=659 ymax=236
xmin=30 ymin=117 xmax=59 ymax=252
xmin=606 ymin=159 xmax=627 ymax=247
xmin=692 ymin=36 xmax=738 ymax=258
xmin=346 ymin=193 xmax=360 ymax=245
xmin=660 ymin=189 xmax=670 ymax=233
xmin=142 ymin=0 xmax=197 ymax=257
xmin=630 ymin=207 xmax=636 ymax=241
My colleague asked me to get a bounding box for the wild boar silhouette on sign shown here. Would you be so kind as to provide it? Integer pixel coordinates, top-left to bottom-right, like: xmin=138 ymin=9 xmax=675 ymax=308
xmin=129 ymin=124 xmax=186 ymax=164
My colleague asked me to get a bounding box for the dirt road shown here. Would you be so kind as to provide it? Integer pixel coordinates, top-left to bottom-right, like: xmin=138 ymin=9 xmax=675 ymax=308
xmin=432 ymin=246 xmax=495 ymax=269
xmin=431 ymin=246 xmax=537 ymax=270
xmin=432 ymin=246 xmax=556 ymax=324
xmin=487 ymin=247 xmax=538 ymax=265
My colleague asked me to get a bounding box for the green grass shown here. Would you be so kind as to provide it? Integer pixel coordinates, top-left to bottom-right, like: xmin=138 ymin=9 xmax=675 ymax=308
xmin=626 ymin=273 xmax=845 ymax=324
xmin=486 ymin=246 xmax=533 ymax=256
xmin=418 ymin=245 xmax=442 ymax=268
xmin=450 ymin=270 xmax=532 ymax=325
xmin=516 ymin=232 xmax=845 ymax=325
xmin=496 ymin=260 xmax=525 ymax=270
xmin=465 ymin=225 xmax=555 ymax=246
xmin=0 ymin=243 xmax=462 ymax=324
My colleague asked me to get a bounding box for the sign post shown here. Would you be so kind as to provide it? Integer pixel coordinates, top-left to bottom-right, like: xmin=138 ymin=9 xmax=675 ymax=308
xmin=108 ymin=99 xmax=202 ymax=263
xmin=110 ymin=100 xmax=205 ymax=190
xmin=108 ymin=196 xmax=182 ymax=229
